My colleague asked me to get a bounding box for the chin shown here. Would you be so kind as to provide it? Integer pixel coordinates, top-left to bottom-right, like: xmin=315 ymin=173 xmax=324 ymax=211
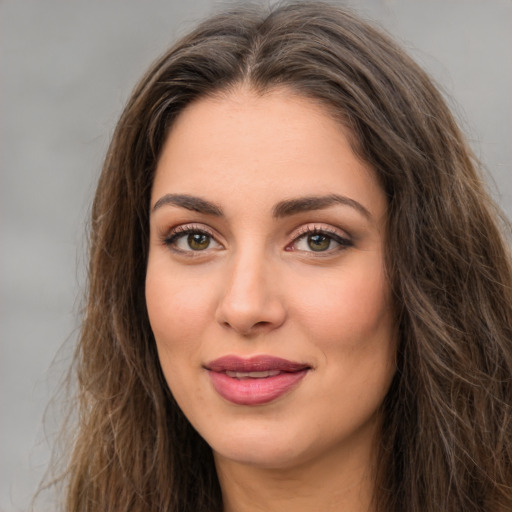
xmin=214 ymin=438 xmax=307 ymax=470
xmin=203 ymin=417 xmax=306 ymax=469
xmin=203 ymin=406 xmax=383 ymax=473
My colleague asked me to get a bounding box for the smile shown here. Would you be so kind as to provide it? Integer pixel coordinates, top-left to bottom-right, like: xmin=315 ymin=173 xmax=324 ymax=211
xmin=205 ymin=355 xmax=310 ymax=406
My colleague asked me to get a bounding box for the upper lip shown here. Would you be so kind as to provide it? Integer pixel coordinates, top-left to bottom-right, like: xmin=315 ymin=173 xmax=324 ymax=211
xmin=205 ymin=355 xmax=310 ymax=373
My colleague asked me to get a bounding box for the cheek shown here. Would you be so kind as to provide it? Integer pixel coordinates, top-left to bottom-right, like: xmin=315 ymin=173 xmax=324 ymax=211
xmin=145 ymin=263 xmax=216 ymax=408
xmin=145 ymin=262 xmax=215 ymax=353
xmin=290 ymin=259 xmax=392 ymax=348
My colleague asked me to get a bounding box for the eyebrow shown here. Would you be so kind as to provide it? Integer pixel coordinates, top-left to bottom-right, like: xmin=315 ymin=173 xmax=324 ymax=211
xmin=152 ymin=194 xmax=223 ymax=216
xmin=152 ymin=193 xmax=371 ymax=220
xmin=272 ymin=194 xmax=371 ymax=220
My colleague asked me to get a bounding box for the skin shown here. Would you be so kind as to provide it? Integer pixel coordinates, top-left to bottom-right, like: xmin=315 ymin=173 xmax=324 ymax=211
xmin=146 ymin=87 xmax=397 ymax=512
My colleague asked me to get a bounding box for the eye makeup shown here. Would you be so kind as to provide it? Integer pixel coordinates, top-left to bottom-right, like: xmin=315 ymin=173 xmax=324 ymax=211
xmin=161 ymin=223 xmax=222 ymax=255
xmin=159 ymin=220 xmax=354 ymax=260
xmin=286 ymin=224 xmax=353 ymax=254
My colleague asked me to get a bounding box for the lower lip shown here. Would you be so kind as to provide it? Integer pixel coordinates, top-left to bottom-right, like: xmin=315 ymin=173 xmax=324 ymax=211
xmin=208 ymin=370 xmax=308 ymax=405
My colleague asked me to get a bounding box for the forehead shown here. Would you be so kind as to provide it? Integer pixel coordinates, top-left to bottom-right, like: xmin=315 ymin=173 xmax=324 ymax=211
xmin=152 ymin=87 xmax=386 ymax=221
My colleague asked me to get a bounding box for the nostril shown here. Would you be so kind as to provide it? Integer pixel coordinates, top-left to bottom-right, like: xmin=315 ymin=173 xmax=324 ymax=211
xmin=221 ymin=319 xmax=270 ymax=332
xmin=215 ymin=281 xmax=286 ymax=334
xmin=247 ymin=321 xmax=272 ymax=333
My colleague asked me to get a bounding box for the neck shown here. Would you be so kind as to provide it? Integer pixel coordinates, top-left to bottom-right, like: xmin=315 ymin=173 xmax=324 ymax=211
xmin=214 ymin=433 xmax=378 ymax=512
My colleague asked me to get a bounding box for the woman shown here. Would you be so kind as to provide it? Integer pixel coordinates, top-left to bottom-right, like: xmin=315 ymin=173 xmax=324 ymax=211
xmin=57 ymin=2 xmax=512 ymax=511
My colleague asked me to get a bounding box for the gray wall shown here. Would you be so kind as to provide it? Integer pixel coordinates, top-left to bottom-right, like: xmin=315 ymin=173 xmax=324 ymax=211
xmin=1 ymin=1 xmax=511 ymax=510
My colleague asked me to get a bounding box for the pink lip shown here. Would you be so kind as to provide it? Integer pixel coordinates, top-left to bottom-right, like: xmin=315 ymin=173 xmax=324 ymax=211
xmin=205 ymin=355 xmax=310 ymax=406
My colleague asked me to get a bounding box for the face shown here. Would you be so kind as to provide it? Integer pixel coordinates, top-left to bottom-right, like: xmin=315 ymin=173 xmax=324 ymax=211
xmin=146 ymin=87 xmax=396 ymax=471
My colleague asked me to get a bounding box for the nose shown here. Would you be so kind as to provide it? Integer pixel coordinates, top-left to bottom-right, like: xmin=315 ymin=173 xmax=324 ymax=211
xmin=215 ymin=249 xmax=286 ymax=336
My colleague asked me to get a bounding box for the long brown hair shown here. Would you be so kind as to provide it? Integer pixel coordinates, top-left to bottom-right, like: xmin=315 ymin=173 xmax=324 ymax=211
xmin=54 ymin=2 xmax=512 ymax=510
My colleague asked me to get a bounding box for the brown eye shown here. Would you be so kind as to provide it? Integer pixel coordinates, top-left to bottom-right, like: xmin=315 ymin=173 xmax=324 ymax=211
xmin=307 ymin=234 xmax=331 ymax=251
xmin=290 ymin=228 xmax=353 ymax=254
xmin=164 ymin=228 xmax=222 ymax=253
xmin=187 ymin=233 xmax=211 ymax=250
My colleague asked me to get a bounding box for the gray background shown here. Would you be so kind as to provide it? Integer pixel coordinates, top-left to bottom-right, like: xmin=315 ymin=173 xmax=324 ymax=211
xmin=1 ymin=0 xmax=511 ymax=510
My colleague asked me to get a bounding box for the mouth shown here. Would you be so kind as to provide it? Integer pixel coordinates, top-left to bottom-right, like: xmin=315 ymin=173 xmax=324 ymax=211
xmin=204 ymin=355 xmax=310 ymax=406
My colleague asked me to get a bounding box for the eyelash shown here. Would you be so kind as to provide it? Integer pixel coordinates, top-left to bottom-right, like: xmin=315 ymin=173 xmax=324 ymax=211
xmin=162 ymin=224 xmax=219 ymax=254
xmin=161 ymin=224 xmax=353 ymax=255
xmin=288 ymin=225 xmax=353 ymax=254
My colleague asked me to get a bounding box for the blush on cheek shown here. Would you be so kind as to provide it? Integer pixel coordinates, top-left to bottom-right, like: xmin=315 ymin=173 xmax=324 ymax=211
xmin=293 ymin=278 xmax=391 ymax=349
xmin=146 ymin=274 xmax=212 ymax=346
